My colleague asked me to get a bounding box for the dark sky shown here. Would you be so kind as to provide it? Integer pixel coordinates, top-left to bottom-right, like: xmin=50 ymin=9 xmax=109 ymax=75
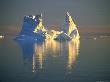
xmin=0 ymin=0 xmax=110 ymax=32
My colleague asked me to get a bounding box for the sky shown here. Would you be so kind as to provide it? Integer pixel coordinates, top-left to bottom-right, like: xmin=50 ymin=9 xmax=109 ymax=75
xmin=0 ymin=0 xmax=110 ymax=34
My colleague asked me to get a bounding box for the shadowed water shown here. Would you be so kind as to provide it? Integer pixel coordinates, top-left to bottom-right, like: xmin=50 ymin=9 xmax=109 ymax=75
xmin=0 ymin=36 xmax=110 ymax=82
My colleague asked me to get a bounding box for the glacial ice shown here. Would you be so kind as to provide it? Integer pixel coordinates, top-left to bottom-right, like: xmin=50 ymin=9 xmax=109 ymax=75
xmin=52 ymin=12 xmax=80 ymax=41
xmin=16 ymin=12 xmax=80 ymax=41
xmin=16 ymin=14 xmax=47 ymax=41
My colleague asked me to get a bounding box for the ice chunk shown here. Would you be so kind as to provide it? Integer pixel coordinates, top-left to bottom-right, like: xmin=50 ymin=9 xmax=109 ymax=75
xmin=54 ymin=12 xmax=80 ymax=41
xmin=16 ymin=13 xmax=47 ymax=41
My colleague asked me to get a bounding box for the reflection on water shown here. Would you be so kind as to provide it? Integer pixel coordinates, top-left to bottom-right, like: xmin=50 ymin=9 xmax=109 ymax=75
xmin=16 ymin=39 xmax=80 ymax=73
xmin=68 ymin=40 xmax=80 ymax=71
xmin=1 ymin=37 xmax=110 ymax=82
xmin=33 ymin=43 xmax=45 ymax=72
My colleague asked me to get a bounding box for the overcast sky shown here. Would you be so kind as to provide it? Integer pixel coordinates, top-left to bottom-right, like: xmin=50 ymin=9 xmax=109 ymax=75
xmin=0 ymin=0 xmax=110 ymax=32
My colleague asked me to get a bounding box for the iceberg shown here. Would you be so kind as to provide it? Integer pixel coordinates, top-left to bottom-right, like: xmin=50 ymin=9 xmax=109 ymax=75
xmin=15 ymin=12 xmax=80 ymax=41
xmin=54 ymin=12 xmax=80 ymax=41
xmin=16 ymin=13 xmax=47 ymax=41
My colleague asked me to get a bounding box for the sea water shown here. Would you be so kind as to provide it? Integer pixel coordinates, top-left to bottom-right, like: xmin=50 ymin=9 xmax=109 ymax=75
xmin=0 ymin=35 xmax=110 ymax=82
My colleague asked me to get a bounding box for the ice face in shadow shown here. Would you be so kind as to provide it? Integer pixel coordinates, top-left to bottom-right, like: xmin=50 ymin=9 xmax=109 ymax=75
xmin=15 ymin=39 xmax=80 ymax=73
xmin=16 ymin=14 xmax=47 ymax=41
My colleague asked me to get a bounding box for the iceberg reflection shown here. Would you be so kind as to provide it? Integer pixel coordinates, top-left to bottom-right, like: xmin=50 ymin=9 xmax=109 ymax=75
xmin=16 ymin=39 xmax=80 ymax=73
xmin=67 ymin=40 xmax=80 ymax=71
xmin=33 ymin=43 xmax=45 ymax=72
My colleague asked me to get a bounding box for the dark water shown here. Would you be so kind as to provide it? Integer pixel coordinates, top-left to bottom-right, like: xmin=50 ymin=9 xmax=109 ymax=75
xmin=0 ymin=36 xmax=110 ymax=82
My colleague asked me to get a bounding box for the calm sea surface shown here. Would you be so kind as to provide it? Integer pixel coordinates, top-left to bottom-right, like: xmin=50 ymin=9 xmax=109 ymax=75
xmin=0 ymin=35 xmax=110 ymax=82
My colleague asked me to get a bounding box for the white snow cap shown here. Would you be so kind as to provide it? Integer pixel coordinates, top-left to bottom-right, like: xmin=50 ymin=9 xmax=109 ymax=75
xmin=40 ymin=13 xmax=42 ymax=17
xmin=66 ymin=12 xmax=70 ymax=16
xmin=33 ymin=15 xmax=35 ymax=19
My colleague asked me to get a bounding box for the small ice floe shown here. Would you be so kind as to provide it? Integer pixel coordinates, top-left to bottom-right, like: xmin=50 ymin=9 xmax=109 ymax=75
xmin=100 ymin=35 xmax=110 ymax=38
xmin=0 ymin=35 xmax=4 ymax=39
xmin=93 ymin=37 xmax=97 ymax=40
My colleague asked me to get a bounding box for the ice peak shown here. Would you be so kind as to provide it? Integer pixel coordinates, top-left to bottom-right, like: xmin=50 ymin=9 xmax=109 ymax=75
xmin=40 ymin=13 xmax=42 ymax=17
xmin=66 ymin=12 xmax=70 ymax=16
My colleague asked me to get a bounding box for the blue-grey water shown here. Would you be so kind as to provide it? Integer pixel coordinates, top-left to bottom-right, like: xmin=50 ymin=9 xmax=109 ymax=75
xmin=0 ymin=35 xmax=110 ymax=82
